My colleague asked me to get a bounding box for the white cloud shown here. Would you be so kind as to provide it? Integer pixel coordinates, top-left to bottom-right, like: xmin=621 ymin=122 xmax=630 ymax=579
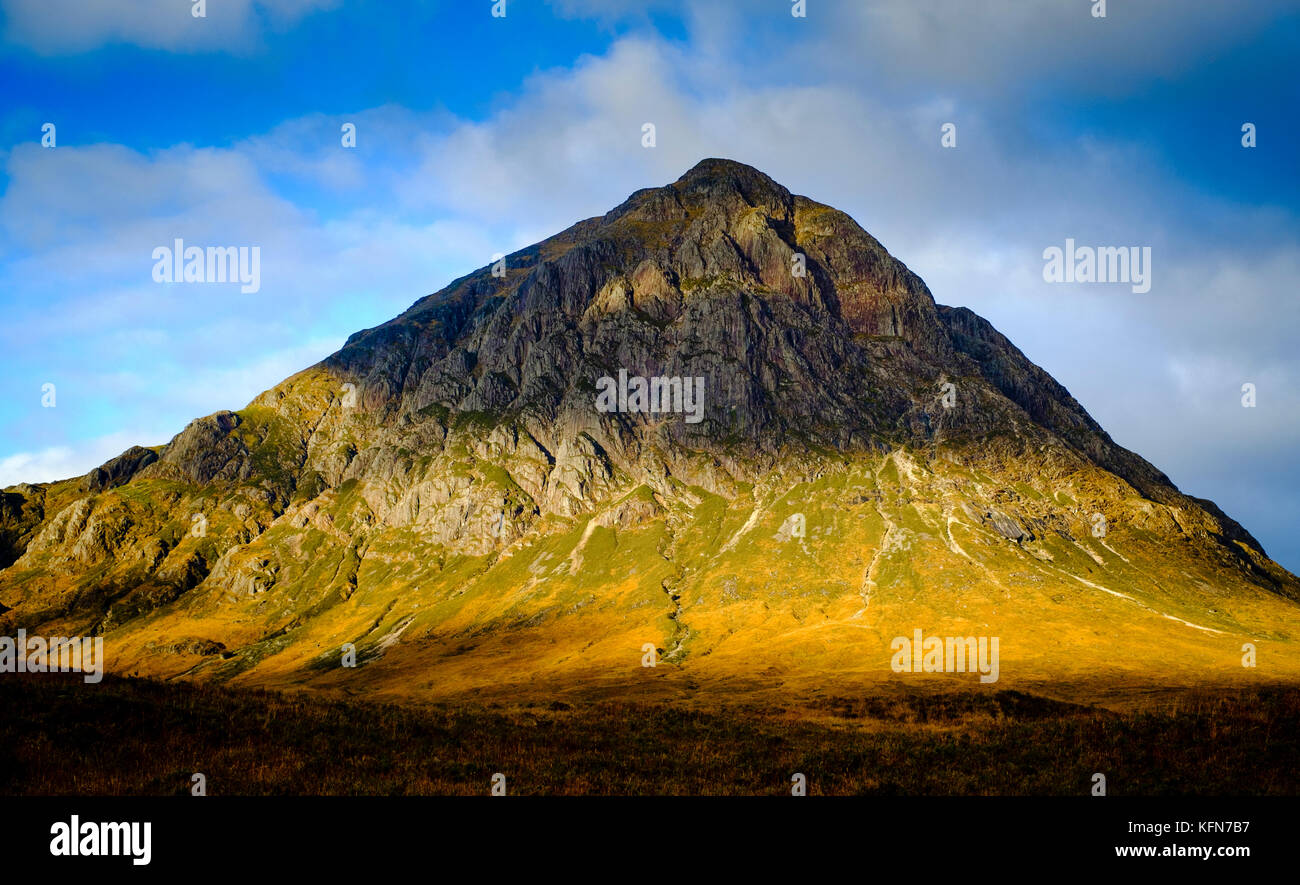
xmin=0 ymin=430 xmax=168 ymax=487
xmin=1 ymin=0 xmax=339 ymax=55
xmin=563 ymin=0 xmax=1294 ymax=98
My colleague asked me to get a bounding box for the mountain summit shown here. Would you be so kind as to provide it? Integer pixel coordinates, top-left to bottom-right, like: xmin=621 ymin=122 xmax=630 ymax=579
xmin=3 ymin=159 xmax=1298 ymax=700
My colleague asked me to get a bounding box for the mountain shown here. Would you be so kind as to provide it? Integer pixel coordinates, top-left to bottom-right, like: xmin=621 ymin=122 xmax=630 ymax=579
xmin=3 ymin=158 xmax=1298 ymax=703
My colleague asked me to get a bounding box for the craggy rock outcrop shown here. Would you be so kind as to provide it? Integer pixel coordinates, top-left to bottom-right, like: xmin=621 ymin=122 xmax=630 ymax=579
xmin=80 ymin=446 xmax=159 ymax=493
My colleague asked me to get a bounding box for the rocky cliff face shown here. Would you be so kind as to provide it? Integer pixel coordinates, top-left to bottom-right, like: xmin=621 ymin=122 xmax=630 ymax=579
xmin=2 ymin=159 xmax=1297 ymax=699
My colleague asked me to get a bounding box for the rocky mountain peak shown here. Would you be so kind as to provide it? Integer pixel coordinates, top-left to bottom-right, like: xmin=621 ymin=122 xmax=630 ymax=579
xmin=2 ymin=160 xmax=1295 ymax=690
xmin=670 ymin=156 xmax=795 ymax=218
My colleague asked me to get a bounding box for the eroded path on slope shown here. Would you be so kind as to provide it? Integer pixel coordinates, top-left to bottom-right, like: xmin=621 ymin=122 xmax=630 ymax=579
xmin=856 ymin=456 xmax=903 ymax=619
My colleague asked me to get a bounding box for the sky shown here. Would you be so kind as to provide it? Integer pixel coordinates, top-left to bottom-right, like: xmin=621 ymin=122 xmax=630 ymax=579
xmin=0 ymin=0 xmax=1297 ymax=570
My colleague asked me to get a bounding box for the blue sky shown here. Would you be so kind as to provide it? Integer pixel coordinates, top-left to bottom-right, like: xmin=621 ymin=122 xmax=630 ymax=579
xmin=1 ymin=0 xmax=1297 ymax=571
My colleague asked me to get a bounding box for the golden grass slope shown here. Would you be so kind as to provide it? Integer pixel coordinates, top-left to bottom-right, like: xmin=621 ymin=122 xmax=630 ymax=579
xmin=89 ymin=446 xmax=1300 ymax=707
